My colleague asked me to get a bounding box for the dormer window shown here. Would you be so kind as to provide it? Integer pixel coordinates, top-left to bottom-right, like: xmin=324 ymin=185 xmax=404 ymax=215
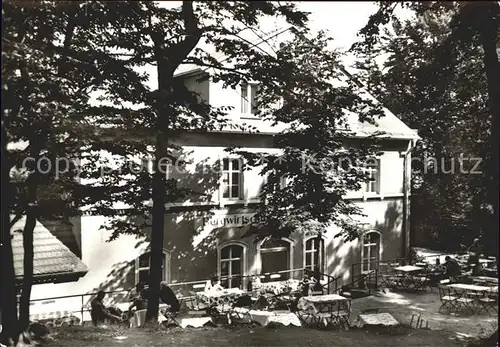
xmin=240 ymin=83 xmax=258 ymax=116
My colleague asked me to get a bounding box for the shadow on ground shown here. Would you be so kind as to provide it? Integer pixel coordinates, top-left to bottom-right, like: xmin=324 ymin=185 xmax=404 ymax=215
xmin=45 ymin=324 xmax=464 ymax=347
xmin=350 ymin=290 xmax=498 ymax=340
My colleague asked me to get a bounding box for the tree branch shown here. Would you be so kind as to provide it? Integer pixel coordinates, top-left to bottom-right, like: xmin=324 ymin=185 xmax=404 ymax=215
xmin=169 ymin=1 xmax=202 ymax=69
xmin=8 ymin=213 xmax=24 ymax=229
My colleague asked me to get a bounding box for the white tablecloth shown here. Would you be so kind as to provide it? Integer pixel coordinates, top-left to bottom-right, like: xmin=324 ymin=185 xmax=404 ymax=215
xmin=394 ymin=265 xmax=424 ymax=273
xmin=178 ymin=317 xmax=214 ymax=328
xmin=196 ymin=289 xmax=245 ymax=309
xmin=115 ymin=302 xmax=130 ymax=312
xmin=448 ymin=283 xmax=498 ymax=293
xmin=357 ymin=313 xmax=399 ymax=327
xmin=248 ymin=310 xmax=301 ymax=327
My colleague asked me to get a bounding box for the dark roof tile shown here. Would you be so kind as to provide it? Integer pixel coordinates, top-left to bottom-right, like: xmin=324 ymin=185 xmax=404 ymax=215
xmin=11 ymin=216 xmax=88 ymax=281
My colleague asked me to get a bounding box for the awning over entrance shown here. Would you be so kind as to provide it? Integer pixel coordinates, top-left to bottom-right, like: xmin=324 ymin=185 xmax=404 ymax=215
xmin=11 ymin=216 xmax=89 ymax=285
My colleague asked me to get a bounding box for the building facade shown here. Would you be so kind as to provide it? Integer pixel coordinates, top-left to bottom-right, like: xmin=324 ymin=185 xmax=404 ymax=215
xmin=28 ymin=67 xmax=418 ymax=319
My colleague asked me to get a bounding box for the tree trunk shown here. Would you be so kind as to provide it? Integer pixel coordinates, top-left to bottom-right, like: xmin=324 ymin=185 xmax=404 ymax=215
xmin=17 ymin=134 xmax=41 ymax=330
xmin=144 ymin=0 xmax=206 ymax=322
xmin=145 ymin=133 xmax=167 ymax=323
xmin=18 ymin=179 xmax=37 ymax=329
xmin=0 ymin=124 xmax=19 ymax=344
xmin=145 ymin=41 xmax=170 ymax=322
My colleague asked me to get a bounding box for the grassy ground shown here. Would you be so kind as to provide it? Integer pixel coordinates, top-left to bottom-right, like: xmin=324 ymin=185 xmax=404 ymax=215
xmin=43 ymin=324 xmax=467 ymax=347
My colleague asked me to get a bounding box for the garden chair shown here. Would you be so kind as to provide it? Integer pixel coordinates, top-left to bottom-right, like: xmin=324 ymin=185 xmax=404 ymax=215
xmin=413 ymin=268 xmax=432 ymax=292
xmin=454 ymin=290 xmax=475 ymax=314
xmin=315 ymin=301 xmax=350 ymax=331
xmin=438 ymin=285 xmax=459 ymax=313
xmin=378 ymin=262 xmax=396 ymax=288
xmin=160 ymin=306 xmax=180 ymax=328
xmin=478 ymin=288 xmax=498 ymax=315
xmin=227 ymin=295 xmax=254 ymax=323
xmin=334 ymin=307 xmax=350 ymax=331
xmin=184 ymin=283 xmax=206 ymax=311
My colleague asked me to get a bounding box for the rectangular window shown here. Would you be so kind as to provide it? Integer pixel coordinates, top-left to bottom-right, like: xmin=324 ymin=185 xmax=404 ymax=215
xmin=240 ymin=83 xmax=258 ymax=116
xmin=361 ymin=232 xmax=380 ymax=273
xmin=220 ymin=245 xmax=244 ymax=289
xmin=363 ymin=159 xmax=380 ymax=194
xmin=221 ymin=158 xmax=243 ymax=199
xmin=260 ymin=239 xmax=291 ymax=282
xmin=135 ymin=252 xmax=168 ymax=284
xmin=305 ymin=238 xmax=324 ymax=272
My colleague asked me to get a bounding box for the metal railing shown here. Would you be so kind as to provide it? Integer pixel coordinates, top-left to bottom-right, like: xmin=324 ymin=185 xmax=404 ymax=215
xmin=348 ymin=258 xmax=412 ymax=295
xmin=26 ymin=289 xmax=130 ymax=324
xmin=334 ymin=268 xmax=378 ymax=297
xmin=26 ymin=267 xmax=342 ymax=323
xmin=303 ymin=268 xmax=339 ymax=294
xmin=351 ymin=258 xmax=406 ymax=285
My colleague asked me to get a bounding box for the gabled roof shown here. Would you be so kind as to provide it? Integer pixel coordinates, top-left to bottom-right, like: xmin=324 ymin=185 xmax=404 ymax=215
xmin=174 ymin=28 xmax=419 ymax=141
xmin=11 ymin=216 xmax=88 ymax=285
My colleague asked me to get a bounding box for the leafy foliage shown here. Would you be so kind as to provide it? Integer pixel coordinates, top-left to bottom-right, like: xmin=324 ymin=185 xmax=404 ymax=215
xmin=67 ymin=0 xmax=313 ymax=322
xmin=2 ymin=0 xmax=103 ymax=337
xmin=352 ymin=2 xmax=499 ymax=254
xmin=232 ymin=30 xmax=385 ymax=242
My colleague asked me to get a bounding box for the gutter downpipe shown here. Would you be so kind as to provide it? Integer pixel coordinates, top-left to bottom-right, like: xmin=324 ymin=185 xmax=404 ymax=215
xmin=401 ymin=136 xmax=418 ymax=264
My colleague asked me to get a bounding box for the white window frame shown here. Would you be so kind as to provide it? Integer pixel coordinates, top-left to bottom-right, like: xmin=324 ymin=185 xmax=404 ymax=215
xmin=257 ymin=237 xmax=294 ymax=281
xmin=220 ymin=157 xmax=244 ymax=201
xmin=135 ymin=249 xmax=171 ymax=284
xmin=303 ymin=236 xmax=326 ymax=272
xmin=217 ymin=241 xmax=247 ymax=289
xmin=362 ymin=158 xmax=381 ymax=196
xmin=240 ymin=82 xmax=259 ymax=117
xmin=361 ymin=231 xmax=382 ymax=273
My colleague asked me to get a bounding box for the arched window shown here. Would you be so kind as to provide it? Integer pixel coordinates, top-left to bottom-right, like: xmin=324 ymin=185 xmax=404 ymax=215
xmin=304 ymin=237 xmax=325 ymax=272
xmin=361 ymin=231 xmax=381 ymax=273
xmin=219 ymin=243 xmax=245 ymax=289
xmin=135 ymin=250 xmax=170 ymax=284
xmin=259 ymin=238 xmax=292 ymax=282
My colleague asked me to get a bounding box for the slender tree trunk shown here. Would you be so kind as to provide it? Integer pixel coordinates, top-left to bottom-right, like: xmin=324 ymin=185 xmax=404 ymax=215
xmin=145 ymin=133 xmax=167 ymax=322
xmin=145 ymin=1 xmax=201 ymax=322
xmin=145 ymin=42 xmax=170 ymax=322
xmin=0 ymin=123 xmax=19 ymax=345
xmin=18 ymin=174 xmax=37 ymax=329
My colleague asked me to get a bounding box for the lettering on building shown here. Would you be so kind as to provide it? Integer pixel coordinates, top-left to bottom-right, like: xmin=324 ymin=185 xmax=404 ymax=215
xmin=201 ymin=213 xmax=265 ymax=228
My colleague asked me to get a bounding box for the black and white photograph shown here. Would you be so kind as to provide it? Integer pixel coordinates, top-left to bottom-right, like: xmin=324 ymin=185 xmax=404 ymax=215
xmin=1 ymin=1 xmax=498 ymax=346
